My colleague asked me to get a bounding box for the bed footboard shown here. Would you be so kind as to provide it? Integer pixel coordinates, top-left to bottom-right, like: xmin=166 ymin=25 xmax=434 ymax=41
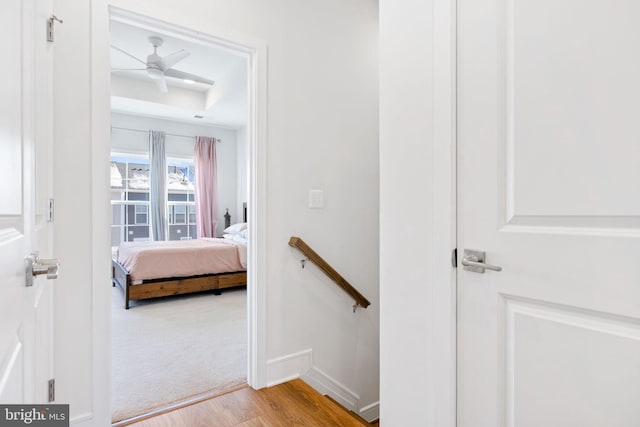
xmin=112 ymin=259 xmax=131 ymax=309
xmin=112 ymin=258 xmax=246 ymax=309
xmin=127 ymin=272 xmax=247 ymax=304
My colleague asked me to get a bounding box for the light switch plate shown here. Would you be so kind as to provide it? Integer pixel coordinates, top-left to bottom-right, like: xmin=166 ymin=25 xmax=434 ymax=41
xmin=309 ymin=190 xmax=324 ymax=209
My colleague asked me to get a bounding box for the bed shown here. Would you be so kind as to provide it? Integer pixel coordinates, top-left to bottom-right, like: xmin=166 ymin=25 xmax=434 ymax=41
xmin=112 ymin=236 xmax=247 ymax=309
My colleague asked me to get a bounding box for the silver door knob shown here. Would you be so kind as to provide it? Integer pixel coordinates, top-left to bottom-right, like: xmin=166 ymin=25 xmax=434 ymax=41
xmin=461 ymin=249 xmax=502 ymax=273
xmin=25 ymin=252 xmax=60 ymax=286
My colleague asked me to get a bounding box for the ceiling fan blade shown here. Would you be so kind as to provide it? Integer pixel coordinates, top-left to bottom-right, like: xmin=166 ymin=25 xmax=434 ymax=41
xmin=111 ymin=45 xmax=147 ymax=66
xmin=157 ymin=49 xmax=190 ymax=71
xmin=153 ymin=77 xmax=168 ymax=93
xmin=164 ymin=68 xmax=214 ymax=86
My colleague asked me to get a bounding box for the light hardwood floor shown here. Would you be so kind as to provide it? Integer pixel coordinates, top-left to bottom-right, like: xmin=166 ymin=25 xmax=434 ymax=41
xmin=123 ymin=379 xmax=376 ymax=427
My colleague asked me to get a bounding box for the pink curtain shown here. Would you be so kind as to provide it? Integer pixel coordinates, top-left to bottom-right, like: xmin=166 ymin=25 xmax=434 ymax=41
xmin=194 ymin=136 xmax=218 ymax=238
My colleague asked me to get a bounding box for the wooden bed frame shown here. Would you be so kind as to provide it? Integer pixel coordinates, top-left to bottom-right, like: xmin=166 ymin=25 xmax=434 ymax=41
xmin=112 ymin=259 xmax=246 ymax=309
xmin=113 ymin=203 xmax=249 ymax=309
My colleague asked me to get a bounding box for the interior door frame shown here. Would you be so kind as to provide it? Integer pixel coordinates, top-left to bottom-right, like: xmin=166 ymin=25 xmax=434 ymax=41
xmin=89 ymin=3 xmax=269 ymax=420
xmin=432 ymin=0 xmax=457 ymax=426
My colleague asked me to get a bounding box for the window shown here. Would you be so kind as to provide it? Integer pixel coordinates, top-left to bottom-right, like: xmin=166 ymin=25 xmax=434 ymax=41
xmin=168 ymin=160 xmax=196 ymax=241
xmin=110 ymin=156 xmax=151 ymax=247
xmin=110 ymin=155 xmax=197 ymax=247
xmin=189 ymin=205 xmax=196 ymax=224
xmin=173 ymin=205 xmax=186 ymax=224
xmin=134 ymin=205 xmax=148 ymax=225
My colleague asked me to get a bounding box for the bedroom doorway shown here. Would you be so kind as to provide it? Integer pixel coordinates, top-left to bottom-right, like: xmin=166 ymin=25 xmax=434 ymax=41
xmin=106 ymin=8 xmax=264 ymax=423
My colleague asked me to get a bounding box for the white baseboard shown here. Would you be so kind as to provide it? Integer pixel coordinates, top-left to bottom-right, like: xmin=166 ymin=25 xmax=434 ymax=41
xmin=302 ymin=366 xmax=359 ymax=411
xmin=266 ymin=349 xmax=379 ymax=423
xmin=265 ymin=349 xmax=312 ymax=387
xmin=358 ymin=400 xmax=380 ymax=423
xmin=70 ymin=412 xmax=93 ymax=426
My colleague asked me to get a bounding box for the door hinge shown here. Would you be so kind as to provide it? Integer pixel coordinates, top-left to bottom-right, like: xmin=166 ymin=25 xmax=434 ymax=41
xmin=48 ymin=379 xmax=55 ymax=402
xmin=47 ymin=15 xmax=63 ymax=42
xmin=48 ymin=198 xmax=54 ymax=222
xmin=451 ymin=248 xmax=457 ymax=268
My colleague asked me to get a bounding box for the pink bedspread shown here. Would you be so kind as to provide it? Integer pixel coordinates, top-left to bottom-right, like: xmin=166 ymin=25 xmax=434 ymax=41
xmin=117 ymin=238 xmax=246 ymax=283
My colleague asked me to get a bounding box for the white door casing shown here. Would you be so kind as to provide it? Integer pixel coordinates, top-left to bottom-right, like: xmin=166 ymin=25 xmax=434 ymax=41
xmin=103 ymin=6 xmax=269 ymax=391
xmin=458 ymin=0 xmax=640 ymax=426
xmin=33 ymin=0 xmax=56 ymax=405
xmin=0 ymin=0 xmax=55 ymax=404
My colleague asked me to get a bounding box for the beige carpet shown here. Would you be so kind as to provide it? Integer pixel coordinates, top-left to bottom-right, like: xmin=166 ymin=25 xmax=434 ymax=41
xmin=111 ymin=286 xmax=247 ymax=422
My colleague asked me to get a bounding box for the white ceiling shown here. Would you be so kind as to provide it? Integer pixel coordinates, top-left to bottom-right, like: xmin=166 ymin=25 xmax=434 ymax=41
xmin=109 ymin=20 xmax=248 ymax=129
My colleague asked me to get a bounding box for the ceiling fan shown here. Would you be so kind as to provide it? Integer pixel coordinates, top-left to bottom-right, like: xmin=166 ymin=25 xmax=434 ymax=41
xmin=111 ymin=36 xmax=214 ymax=93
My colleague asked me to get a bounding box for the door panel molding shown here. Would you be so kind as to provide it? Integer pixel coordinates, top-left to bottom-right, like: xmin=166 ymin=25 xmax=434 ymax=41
xmin=500 ymin=294 xmax=640 ymax=426
xmin=0 ymin=335 xmax=23 ymax=403
xmin=498 ymin=0 xmax=640 ymax=235
xmin=500 ymin=216 xmax=640 ymax=237
xmin=0 ymin=0 xmax=23 ymax=217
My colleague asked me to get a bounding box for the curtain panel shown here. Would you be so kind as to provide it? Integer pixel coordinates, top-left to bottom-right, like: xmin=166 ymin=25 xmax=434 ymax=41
xmin=149 ymin=130 xmax=167 ymax=241
xmin=194 ymin=136 xmax=218 ymax=238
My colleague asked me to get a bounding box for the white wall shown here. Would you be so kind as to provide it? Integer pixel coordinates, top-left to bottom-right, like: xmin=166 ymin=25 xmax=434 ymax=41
xmin=379 ymin=2 xmax=434 ymax=420
xmin=110 ymin=112 xmax=241 ymax=235
xmin=380 ymin=0 xmax=456 ymax=425
xmin=53 ymin=0 xmax=379 ymax=423
xmin=111 ymin=75 xmax=206 ymax=110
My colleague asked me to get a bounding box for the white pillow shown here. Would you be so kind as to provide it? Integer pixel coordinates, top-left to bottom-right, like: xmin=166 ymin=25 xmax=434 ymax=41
xmin=224 ymin=222 xmax=247 ymax=235
xmin=223 ymin=233 xmax=247 ymax=244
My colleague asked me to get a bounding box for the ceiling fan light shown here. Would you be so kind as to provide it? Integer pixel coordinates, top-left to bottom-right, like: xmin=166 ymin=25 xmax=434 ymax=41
xmin=147 ymin=67 xmax=164 ymax=80
xmin=183 ymin=79 xmax=195 ymax=84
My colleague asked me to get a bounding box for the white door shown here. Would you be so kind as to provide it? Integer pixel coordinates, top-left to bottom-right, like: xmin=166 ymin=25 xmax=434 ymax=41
xmin=0 ymin=0 xmax=56 ymax=404
xmin=457 ymin=0 xmax=640 ymax=426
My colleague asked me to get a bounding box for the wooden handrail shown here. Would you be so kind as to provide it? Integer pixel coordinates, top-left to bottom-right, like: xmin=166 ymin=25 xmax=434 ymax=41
xmin=288 ymin=236 xmax=371 ymax=310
